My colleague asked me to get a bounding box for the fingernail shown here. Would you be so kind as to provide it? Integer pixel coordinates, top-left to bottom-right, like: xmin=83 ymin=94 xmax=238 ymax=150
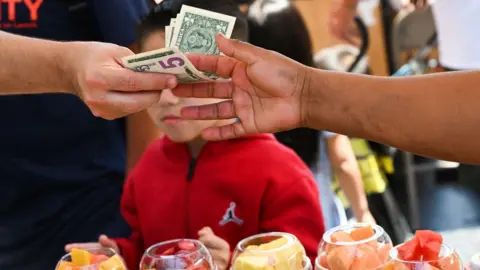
xmin=216 ymin=33 xmax=226 ymax=39
xmin=167 ymin=77 xmax=177 ymax=89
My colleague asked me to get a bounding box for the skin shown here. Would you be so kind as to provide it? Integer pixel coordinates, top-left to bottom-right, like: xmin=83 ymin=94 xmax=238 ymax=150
xmin=65 ymin=31 xmax=231 ymax=270
xmin=172 ymin=34 xmax=480 ymax=165
xmin=0 ymin=31 xmax=177 ymax=120
xmin=327 ymin=135 xmax=375 ymax=224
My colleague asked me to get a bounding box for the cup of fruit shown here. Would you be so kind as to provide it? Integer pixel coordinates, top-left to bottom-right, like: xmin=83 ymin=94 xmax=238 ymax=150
xmin=56 ymin=247 xmax=126 ymax=270
xmin=387 ymin=230 xmax=462 ymax=270
xmin=140 ymin=239 xmax=216 ymax=270
xmin=231 ymin=232 xmax=312 ymax=270
xmin=315 ymin=223 xmax=393 ymax=270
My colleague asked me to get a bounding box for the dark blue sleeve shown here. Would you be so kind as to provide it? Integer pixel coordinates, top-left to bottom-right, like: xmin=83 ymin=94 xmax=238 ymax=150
xmin=93 ymin=0 xmax=149 ymax=47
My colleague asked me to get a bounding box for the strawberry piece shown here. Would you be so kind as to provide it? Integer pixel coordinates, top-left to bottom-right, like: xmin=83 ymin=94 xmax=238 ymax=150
xmin=179 ymin=241 xmax=196 ymax=251
xmin=162 ymin=247 xmax=176 ymax=256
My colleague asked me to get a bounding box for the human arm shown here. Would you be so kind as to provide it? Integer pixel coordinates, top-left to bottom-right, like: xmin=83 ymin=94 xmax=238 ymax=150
xmin=305 ymin=69 xmax=480 ymax=164
xmin=325 ymin=133 xmax=375 ymax=224
xmin=173 ymin=35 xmax=480 ymax=164
xmin=0 ymin=31 xmax=176 ymax=120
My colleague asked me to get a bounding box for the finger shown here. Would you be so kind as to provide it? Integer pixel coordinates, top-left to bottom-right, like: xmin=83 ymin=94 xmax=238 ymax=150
xmin=172 ymin=81 xmax=233 ymax=99
xmin=99 ymin=68 xmax=178 ymax=92
xmin=198 ymin=235 xmax=225 ymax=250
xmin=202 ymin=122 xmax=247 ymax=141
xmin=89 ymin=91 xmax=161 ymax=119
xmin=198 ymin=227 xmax=214 ymax=236
xmin=216 ymin=34 xmax=262 ymax=65
xmin=99 ymin=235 xmax=116 ymax=248
xmin=65 ymin=243 xmax=99 ymax=252
xmin=180 ymin=101 xmax=236 ymax=120
xmin=186 ymin=54 xmax=240 ymax=79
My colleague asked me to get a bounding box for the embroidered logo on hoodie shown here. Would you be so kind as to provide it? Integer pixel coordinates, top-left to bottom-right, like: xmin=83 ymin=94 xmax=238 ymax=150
xmin=219 ymin=202 xmax=244 ymax=226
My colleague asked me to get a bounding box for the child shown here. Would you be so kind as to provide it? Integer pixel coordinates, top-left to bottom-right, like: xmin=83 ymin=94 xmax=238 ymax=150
xmin=247 ymin=0 xmax=375 ymax=228
xmin=65 ymin=1 xmax=325 ymax=269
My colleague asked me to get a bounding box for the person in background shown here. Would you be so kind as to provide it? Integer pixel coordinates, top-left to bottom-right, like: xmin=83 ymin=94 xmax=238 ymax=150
xmin=247 ymin=0 xmax=375 ymax=229
xmin=0 ymin=1 xmax=162 ymax=269
xmin=65 ymin=1 xmax=325 ymax=270
xmin=330 ymin=0 xmax=480 ymax=192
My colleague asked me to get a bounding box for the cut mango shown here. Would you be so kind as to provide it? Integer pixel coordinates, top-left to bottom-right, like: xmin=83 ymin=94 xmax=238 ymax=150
xmin=351 ymin=244 xmax=383 ymax=270
xmin=326 ymin=246 xmax=356 ymax=270
xmin=99 ymin=254 xmax=126 ymax=270
xmin=331 ymin=232 xmax=354 ymax=243
xmin=350 ymin=226 xmax=375 ymax=241
xmin=71 ymin=248 xmax=91 ymax=266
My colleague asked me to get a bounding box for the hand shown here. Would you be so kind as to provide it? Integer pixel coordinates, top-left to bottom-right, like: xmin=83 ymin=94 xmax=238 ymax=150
xmin=64 ymin=234 xmax=120 ymax=254
xmin=328 ymin=0 xmax=360 ymax=45
xmin=198 ymin=227 xmax=230 ymax=270
xmin=172 ymin=34 xmax=311 ymax=140
xmin=356 ymin=211 xmax=376 ymax=225
xmin=65 ymin=42 xmax=178 ymax=120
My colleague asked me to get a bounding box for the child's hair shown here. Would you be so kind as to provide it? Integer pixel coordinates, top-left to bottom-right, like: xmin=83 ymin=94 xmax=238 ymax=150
xmin=247 ymin=0 xmax=320 ymax=167
xmin=138 ymin=0 xmax=249 ymax=50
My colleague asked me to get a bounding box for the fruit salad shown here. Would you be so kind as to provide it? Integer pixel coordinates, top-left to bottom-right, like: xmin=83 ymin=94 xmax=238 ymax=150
xmin=231 ymin=232 xmax=310 ymax=270
xmin=56 ymin=248 xmax=126 ymax=270
xmin=315 ymin=223 xmax=393 ymax=270
xmin=140 ymin=239 xmax=215 ymax=270
xmin=388 ymin=230 xmax=462 ymax=270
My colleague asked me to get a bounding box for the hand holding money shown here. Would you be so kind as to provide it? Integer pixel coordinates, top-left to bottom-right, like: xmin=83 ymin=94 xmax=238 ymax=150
xmin=68 ymin=42 xmax=178 ymax=120
xmin=121 ymin=5 xmax=237 ymax=84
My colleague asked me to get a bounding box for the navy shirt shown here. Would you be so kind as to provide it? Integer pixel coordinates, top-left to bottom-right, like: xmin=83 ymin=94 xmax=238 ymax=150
xmin=0 ymin=1 xmax=148 ymax=269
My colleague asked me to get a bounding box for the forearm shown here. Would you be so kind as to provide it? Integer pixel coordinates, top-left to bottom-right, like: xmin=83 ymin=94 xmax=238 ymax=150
xmin=0 ymin=31 xmax=73 ymax=95
xmin=327 ymin=136 xmax=369 ymax=219
xmin=305 ymin=69 xmax=480 ymax=164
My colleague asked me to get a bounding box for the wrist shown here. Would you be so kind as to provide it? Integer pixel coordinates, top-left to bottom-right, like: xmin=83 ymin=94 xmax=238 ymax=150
xmin=55 ymin=42 xmax=80 ymax=95
xmin=299 ymin=66 xmax=314 ymax=128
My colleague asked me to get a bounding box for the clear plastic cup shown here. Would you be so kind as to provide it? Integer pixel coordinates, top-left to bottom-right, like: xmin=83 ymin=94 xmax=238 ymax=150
xmin=315 ymin=223 xmax=393 ymax=270
xmin=140 ymin=239 xmax=216 ymax=270
xmin=231 ymin=232 xmax=311 ymax=270
xmin=56 ymin=247 xmax=126 ymax=270
xmin=387 ymin=243 xmax=462 ymax=270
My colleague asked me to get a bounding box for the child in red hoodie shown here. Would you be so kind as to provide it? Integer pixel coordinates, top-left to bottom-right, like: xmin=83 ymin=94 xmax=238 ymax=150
xmin=65 ymin=1 xmax=325 ymax=269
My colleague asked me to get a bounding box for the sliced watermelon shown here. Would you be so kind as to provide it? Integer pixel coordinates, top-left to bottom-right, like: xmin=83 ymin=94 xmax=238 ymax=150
xmin=422 ymin=241 xmax=441 ymax=261
xmin=397 ymin=238 xmax=420 ymax=261
xmin=416 ymin=230 xmax=443 ymax=248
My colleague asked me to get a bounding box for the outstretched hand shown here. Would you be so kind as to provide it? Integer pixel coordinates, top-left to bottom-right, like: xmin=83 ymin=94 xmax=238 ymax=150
xmin=172 ymin=34 xmax=311 ymax=140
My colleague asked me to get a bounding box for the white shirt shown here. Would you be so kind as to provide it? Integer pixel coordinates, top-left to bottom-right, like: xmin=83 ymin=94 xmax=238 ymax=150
xmin=432 ymin=0 xmax=480 ymax=69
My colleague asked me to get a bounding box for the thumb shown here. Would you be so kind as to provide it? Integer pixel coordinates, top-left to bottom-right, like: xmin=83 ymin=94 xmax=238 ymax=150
xmin=216 ymin=34 xmax=261 ymax=65
xmin=98 ymin=235 xmax=116 ymax=248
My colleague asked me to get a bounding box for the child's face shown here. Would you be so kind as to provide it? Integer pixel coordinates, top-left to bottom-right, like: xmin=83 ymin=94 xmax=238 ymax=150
xmin=142 ymin=31 xmax=226 ymax=143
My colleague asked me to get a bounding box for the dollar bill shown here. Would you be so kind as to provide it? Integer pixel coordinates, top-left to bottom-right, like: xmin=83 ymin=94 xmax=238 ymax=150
xmin=171 ymin=5 xmax=236 ymax=55
xmin=169 ymin=5 xmax=236 ymax=80
xmin=120 ymin=47 xmax=211 ymax=84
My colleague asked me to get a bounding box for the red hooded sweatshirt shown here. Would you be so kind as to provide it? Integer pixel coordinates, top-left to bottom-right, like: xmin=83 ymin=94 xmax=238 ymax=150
xmin=115 ymin=134 xmax=325 ymax=270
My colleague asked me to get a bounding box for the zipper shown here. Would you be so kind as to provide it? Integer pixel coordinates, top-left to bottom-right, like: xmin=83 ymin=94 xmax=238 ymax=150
xmin=185 ymin=158 xmax=197 ymax=238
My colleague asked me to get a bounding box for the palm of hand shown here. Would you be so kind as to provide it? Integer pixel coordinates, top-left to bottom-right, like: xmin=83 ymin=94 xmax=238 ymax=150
xmin=229 ymin=52 xmax=308 ymax=135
